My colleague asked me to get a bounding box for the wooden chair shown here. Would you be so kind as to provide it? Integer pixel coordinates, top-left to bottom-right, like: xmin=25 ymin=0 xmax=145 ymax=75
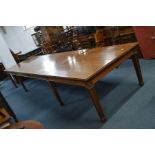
xmin=41 ymin=42 xmax=53 ymax=54
xmin=0 ymin=91 xmax=44 ymax=129
xmin=102 ymin=27 xmax=119 ymax=45
xmin=10 ymin=50 xmax=22 ymax=63
xmin=0 ymin=107 xmax=10 ymax=128
xmin=9 ymin=49 xmax=28 ymax=92
xmin=7 ymin=120 xmax=44 ymax=129
xmin=76 ymin=35 xmax=91 ymax=49
xmin=51 ymin=31 xmax=74 ymax=52
xmin=0 ymin=91 xmax=18 ymax=122
xmin=94 ymin=30 xmax=105 ymax=47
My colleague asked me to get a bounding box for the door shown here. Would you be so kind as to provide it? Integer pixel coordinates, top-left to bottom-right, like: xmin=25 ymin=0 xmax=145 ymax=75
xmin=133 ymin=26 xmax=155 ymax=58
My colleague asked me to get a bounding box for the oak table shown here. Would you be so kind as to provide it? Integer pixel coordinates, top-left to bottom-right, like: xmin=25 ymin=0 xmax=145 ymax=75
xmin=5 ymin=42 xmax=144 ymax=122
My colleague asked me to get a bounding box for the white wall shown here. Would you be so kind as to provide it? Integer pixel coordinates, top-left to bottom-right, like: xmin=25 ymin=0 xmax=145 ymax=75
xmin=0 ymin=26 xmax=37 ymax=54
xmin=0 ymin=34 xmax=16 ymax=68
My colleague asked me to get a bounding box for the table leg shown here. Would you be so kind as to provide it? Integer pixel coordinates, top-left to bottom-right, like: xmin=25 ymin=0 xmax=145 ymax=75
xmin=131 ymin=53 xmax=144 ymax=86
xmin=17 ymin=76 xmax=28 ymax=92
xmin=49 ymin=82 xmax=64 ymax=106
xmin=8 ymin=74 xmax=18 ymax=88
xmin=87 ymin=87 xmax=105 ymax=122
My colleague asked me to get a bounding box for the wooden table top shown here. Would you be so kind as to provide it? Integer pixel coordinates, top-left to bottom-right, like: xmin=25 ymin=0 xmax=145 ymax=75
xmin=6 ymin=42 xmax=138 ymax=81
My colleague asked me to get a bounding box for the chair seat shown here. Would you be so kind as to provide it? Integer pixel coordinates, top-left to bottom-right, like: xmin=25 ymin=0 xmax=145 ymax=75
xmin=7 ymin=120 xmax=44 ymax=129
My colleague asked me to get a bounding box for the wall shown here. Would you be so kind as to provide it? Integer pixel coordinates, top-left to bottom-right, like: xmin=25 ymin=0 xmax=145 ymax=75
xmin=133 ymin=26 xmax=155 ymax=58
xmin=0 ymin=26 xmax=37 ymax=54
xmin=0 ymin=34 xmax=16 ymax=68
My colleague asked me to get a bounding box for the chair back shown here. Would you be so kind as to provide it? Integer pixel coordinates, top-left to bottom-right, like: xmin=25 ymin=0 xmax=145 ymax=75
xmin=9 ymin=49 xmax=21 ymax=63
xmin=42 ymin=42 xmax=53 ymax=54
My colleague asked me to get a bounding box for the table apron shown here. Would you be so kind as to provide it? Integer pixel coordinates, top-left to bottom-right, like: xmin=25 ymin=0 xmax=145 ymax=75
xmin=87 ymin=49 xmax=136 ymax=86
xmin=7 ymin=72 xmax=87 ymax=87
